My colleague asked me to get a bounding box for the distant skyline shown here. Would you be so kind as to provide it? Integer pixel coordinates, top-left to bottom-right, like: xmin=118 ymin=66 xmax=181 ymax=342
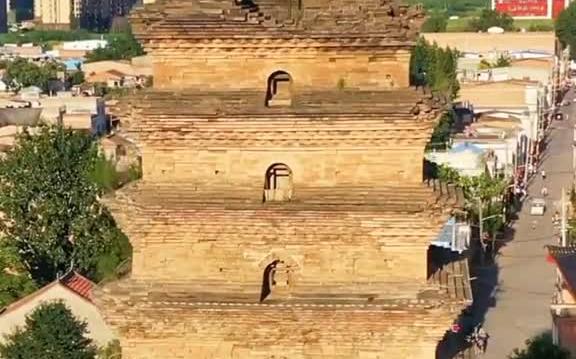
xmin=11 ymin=0 xmax=33 ymax=21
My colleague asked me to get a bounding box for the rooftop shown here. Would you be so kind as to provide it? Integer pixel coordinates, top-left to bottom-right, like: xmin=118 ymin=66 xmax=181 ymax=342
xmin=423 ymin=32 xmax=556 ymax=55
xmin=0 ymin=272 xmax=95 ymax=315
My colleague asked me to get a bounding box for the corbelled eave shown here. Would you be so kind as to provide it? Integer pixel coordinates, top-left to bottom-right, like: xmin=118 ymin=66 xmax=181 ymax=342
xmin=129 ymin=0 xmax=426 ymax=52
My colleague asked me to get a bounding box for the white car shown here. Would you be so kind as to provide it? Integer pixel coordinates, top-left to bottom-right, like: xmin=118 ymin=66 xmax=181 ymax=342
xmin=530 ymin=198 xmax=546 ymax=216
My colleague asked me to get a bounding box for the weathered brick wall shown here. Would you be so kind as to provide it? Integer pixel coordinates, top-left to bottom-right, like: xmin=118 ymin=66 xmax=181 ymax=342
xmin=100 ymin=300 xmax=453 ymax=359
xmin=127 ymin=211 xmax=439 ymax=285
xmin=141 ymin=147 xmax=426 ymax=187
xmin=151 ymin=50 xmax=411 ymax=91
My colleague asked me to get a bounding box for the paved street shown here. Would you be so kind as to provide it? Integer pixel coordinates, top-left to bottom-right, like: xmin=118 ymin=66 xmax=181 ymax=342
xmin=476 ymin=93 xmax=575 ymax=358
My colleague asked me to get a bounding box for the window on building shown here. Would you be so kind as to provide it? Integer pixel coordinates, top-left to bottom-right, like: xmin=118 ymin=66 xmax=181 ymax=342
xmin=263 ymin=163 xmax=293 ymax=202
xmin=266 ymin=71 xmax=292 ymax=107
xmin=260 ymin=259 xmax=292 ymax=302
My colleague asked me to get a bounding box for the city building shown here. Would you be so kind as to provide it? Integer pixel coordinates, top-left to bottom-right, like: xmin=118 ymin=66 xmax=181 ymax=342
xmin=0 ymin=0 xmax=7 ymax=33
xmin=423 ymin=32 xmax=557 ymax=58
xmin=79 ymin=0 xmax=138 ymax=31
xmin=96 ymin=0 xmax=472 ymax=358
xmin=34 ymin=0 xmax=72 ymax=28
xmin=492 ymin=0 xmax=572 ymax=19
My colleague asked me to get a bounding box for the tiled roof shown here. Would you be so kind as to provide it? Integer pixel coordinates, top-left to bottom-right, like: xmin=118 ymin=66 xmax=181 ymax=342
xmin=0 ymin=272 xmax=95 ymax=315
xmin=60 ymin=272 xmax=95 ymax=301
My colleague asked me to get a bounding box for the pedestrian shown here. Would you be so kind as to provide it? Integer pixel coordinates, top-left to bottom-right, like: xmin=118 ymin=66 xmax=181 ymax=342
xmin=477 ymin=326 xmax=490 ymax=354
xmin=541 ymin=186 xmax=548 ymax=197
xmin=541 ymin=170 xmax=547 ymax=180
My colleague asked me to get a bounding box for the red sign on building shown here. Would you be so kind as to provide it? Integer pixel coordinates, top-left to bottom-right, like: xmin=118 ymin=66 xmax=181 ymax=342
xmin=495 ymin=0 xmax=548 ymax=17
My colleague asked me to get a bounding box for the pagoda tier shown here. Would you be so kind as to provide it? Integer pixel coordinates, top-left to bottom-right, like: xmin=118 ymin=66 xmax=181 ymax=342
xmin=113 ymin=88 xmax=441 ymax=142
xmin=96 ymin=258 xmax=470 ymax=359
xmin=130 ymin=0 xmax=426 ymax=43
xmin=103 ymin=180 xmax=463 ymax=288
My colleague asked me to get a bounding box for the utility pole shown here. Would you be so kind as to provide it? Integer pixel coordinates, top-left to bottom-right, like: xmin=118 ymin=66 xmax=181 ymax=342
xmin=478 ymin=197 xmax=485 ymax=264
xmin=562 ymin=187 xmax=567 ymax=247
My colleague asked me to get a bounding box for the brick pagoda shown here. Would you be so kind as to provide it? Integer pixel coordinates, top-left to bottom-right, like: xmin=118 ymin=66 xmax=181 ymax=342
xmin=97 ymin=0 xmax=472 ymax=358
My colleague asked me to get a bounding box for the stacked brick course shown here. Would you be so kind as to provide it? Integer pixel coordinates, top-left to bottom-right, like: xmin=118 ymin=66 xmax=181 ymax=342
xmin=95 ymin=0 xmax=471 ymax=358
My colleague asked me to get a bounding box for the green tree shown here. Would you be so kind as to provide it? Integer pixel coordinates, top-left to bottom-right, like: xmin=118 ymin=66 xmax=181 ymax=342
xmin=0 ymin=125 xmax=131 ymax=284
xmin=3 ymin=58 xmax=63 ymax=92
xmin=98 ymin=339 xmax=122 ymax=359
xmin=427 ymin=110 xmax=456 ymax=150
xmin=556 ymin=1 xmax=576 ymax=59
xmin=468 ymin=9 xmax=514 ymax=32
xmin=69 ymin=70 xmax=86 ymax=86
xmin=494 ymin=54 xmax=511 ymax=67
xmin=421 ymin=12 xmax=448 ymax=33
xmin=0 ymin=240 xmax=37 ymax=308
xmin=85 ymin=32 xmax=144 ymax=62
xmin=0 ymin=301 xmax=97 ymax=359
xmin=509 ymin=332 xmax=569 ymax=359
xmin=410 ymin=38 xmax=459 ymax=99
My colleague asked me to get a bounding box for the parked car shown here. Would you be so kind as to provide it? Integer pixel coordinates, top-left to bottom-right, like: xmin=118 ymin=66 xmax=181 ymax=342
xmin=530 ymin=198 xmax=546 ymax=216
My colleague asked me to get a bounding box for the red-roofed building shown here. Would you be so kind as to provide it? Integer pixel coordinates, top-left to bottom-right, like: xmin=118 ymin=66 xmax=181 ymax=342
xmin=0 ymin=271 xmax=115 ymax=347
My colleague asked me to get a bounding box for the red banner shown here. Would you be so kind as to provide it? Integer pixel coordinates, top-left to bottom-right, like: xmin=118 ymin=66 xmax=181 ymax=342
xmin=494 ymin=0 xmax=548 ymax=17
xmin=553 ymin=0 xmax=566 ymax=18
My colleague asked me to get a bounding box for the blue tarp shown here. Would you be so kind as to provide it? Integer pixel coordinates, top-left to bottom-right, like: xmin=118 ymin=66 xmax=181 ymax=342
xmin=450 ymin=142 xmax=484 ymax=155
xmin=64 ymin=59 xmax=83 ymax=71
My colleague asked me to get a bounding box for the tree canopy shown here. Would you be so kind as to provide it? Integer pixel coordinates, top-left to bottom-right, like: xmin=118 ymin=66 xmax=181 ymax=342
xmin=0 ymin=301 xmax=97 ymax=359
xmin=509 ymin=333 xmax=570 ymax=359
xmin=0 ymin=240 xmax=37 ymax=308
xmin=85 ymin=32 xmax=144 ymax=62
xmin=556 ymin=1 xmax=576 ymax=59
xmin=3 ymin=58 xmax=63 ymax=92
xmin=421 ymin=12 xmax=448 ymax=33
xmin=0 ymin=125 xmax=131 ymax=285
xmin=468 ymin=9 xmax=514 ymax=32
xmin=410 ymin=38 xmax=460 ymax=99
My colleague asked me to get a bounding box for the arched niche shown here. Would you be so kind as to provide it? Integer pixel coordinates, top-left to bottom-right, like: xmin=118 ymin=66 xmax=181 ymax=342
xmin=266 ymin=71 xmax=292 ymax=107
xmin=263 ymin=163 xmax=293 ymax=202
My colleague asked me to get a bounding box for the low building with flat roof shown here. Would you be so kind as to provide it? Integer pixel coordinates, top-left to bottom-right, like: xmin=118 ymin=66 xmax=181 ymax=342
xmin=423 ymin=32 xmax=557 ymax=57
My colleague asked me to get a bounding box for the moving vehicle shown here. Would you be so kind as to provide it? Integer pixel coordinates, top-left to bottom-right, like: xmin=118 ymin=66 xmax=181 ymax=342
xmin=530 ymin=198 xmax=546 ymax=216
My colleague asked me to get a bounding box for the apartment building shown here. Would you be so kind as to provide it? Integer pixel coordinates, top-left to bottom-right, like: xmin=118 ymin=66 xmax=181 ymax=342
xmin=79 ymin=0 xmax=138 ymax=31
xmin=34 ymin=0 xmax=72 ymax=27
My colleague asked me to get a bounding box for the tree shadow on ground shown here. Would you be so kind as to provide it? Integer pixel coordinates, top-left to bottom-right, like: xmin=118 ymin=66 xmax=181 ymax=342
xmin=436 ymin=225 xmax=516 ymax=359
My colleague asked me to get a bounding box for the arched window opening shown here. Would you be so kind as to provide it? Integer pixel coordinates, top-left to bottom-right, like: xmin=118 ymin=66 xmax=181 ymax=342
xmin=266 ymin=71 xmax=292 ymax=107
xmin=260 ymin=259 xmax=292 ymax=302
xmin=264 ymin=163 xmax=293 ymax=202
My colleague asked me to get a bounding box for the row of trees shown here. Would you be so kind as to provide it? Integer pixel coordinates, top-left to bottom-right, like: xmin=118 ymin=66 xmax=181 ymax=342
xmin=0 ymin=58 xmax=85 ymax=93
xmin=0 ymin=126 xmax=132 ymax=308
xmin=410 ymin=38 xmax=459 ymax=149
xmin=422 ymin=9 xmax=520 ymax=33
xmin=556 ymin=1 xmax=576 ymax=59
xmin=85 ymin=32 xmax=144 ymax=63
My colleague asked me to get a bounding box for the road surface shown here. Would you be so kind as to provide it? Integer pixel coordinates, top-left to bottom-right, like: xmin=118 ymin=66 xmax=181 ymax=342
xmin=478 ymin=93 xmax=575 ymax=358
